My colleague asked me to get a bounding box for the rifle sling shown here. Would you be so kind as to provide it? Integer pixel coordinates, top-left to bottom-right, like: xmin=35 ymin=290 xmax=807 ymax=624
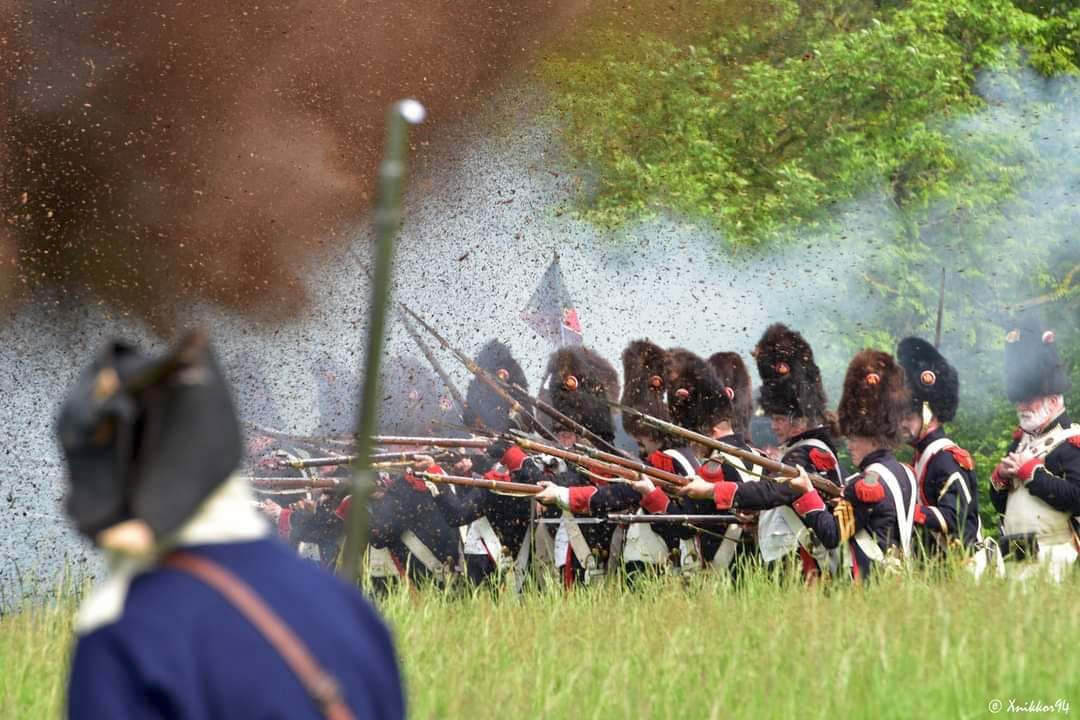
xmin=163 ymin=551 xmax=355 ymax=720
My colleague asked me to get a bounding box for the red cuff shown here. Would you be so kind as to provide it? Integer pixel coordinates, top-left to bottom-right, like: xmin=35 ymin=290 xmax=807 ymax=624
xmin=501 ymin=446 xmax=528 ymax=473
xmin=1017 ymin=457 xmax=1045 ymax=483
xmin=640 ymin=487 xmax=670 ymax=514
xmin=334 ymin=496 xmax=352 ymax=520
xmin=792 ymin=491 xmax=825 ymax=516
xmin=568 ymin=486 xmax=597 ymax=515
xmin=277 ymin=508 xmax=293 ymax=538
xmin=426 ymin=464 xmax=445 ymax=475
xmin=913 ymin=505 xmax=927 ymax=525
xmin=712 ymin=481 xmax=738 ymax=510
xmin=990 ymin=466 xmax=1008 ymax=491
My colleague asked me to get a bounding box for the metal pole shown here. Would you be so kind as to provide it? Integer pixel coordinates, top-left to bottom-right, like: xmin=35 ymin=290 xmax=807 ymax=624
xmin=340 ymin=99 xmax=426 ymax=584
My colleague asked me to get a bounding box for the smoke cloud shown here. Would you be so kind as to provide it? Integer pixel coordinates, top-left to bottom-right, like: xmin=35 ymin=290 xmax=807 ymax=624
xmin=1 ymin=62 xmax=1076 ymax=595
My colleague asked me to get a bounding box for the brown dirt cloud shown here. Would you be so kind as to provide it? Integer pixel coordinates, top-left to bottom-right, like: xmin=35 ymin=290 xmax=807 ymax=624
xmin=0 ymin=0 xmax=584 ymax=329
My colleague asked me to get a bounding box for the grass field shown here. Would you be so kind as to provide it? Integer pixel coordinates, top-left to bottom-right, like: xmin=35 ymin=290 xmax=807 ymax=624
xmin=3 ymin=567 xmax=1078 ymax=719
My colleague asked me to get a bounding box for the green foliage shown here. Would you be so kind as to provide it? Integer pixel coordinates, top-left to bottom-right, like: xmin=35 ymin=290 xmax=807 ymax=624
xmin=543 ymin=0 xmax=1069 ymax=240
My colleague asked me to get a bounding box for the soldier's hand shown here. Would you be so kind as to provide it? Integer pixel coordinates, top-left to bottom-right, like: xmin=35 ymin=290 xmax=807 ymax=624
xmin=452 ymin=456 xmax=474 ymax=475
xmin=534 ymin=480 xmax=570 ymax=510
xmin=411 ymin=454 xmax=436 ymax=470
xmin=291 ymin=498 xmax=315 ymax=513
xmin=789 ymin=467 xmax=813 ymax=495
xmin=258 ymin=499 xmax=282 ymax=521
xmin=677 ymin=477 xmax=715 ymax=500
xmin=996 ymin=453 xmax=1023 ymax=484
xmin=630 ymin=476 xmax=656 ymax=496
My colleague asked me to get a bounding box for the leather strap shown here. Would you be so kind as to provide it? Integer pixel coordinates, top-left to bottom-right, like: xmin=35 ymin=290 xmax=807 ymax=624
xmin=163 ymin=552 xmax=355 ymax=720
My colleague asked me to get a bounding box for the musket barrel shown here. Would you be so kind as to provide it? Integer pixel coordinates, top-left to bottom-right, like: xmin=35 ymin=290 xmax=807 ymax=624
xmin=284 ymin=451 xmax=452 ymax=469
xmin=606 ymin=513 xmax=743 ymax=524
xmin=420 ymin=471 xmax=540 ymax=496
xmin=371 ymin=435 xmax=492 ymax=449
xmin=571 ymin=443 xmax=688 ymax=487
xmin=633 ymin=413 xmax=842 ymax=499
xmin=511 ymin=436 xmax=642 ymax=483
xmin=247 ymin=477 xmax=347 ymax=491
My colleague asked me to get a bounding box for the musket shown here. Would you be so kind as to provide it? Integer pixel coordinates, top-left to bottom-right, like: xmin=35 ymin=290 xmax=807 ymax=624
xmin=570 ymin=441 xmax=689 ymax=488
xmin=611 ymin=401 xmax=843 ymax=499
xmin=420 ymin=471 xmax=540 ymax=496
xmin=510 ymin=432 xmax=684 ymax=490
xmin=281 ymin=450 xmax=455 ymax=469
xmin=371 ymin=435 xmax=492 ymax=449
xmin=389 ymin=297 xmax=559 ymax=443
xmin=505 ymin=381 xmax=629 ymax=459
xmin=340 ymin=99 xmax=427 ymax=585
xmin=399 ymin=313 xmax=468 ymax=421
xmin=247 ymin=477 xmax=348 ymax=491
xmin=606 ymin=513 xmax=743 ymax=524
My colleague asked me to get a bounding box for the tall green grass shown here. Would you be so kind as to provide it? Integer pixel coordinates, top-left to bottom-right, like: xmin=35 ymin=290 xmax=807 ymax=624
xmin=3 ymin=567 xmax=1077 ymax=719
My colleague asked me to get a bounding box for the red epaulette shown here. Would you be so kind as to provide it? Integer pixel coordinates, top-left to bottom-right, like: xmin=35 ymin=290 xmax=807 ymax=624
xmin=1069 ymin=436 xmax=1080 ymax=449
xmin=1012 ymin=427 xmax=1024 ymax=441
xmin=947 ymin=446 xmax=974 ymax=470
xmin=808 ymin=448 xmax=837 ymax=472
xmin=647 ymin=450 xmax=676 ymax=474
xmin=698 ymin=462 xmax=726 ymax=483
xmin=484 ymin=468 xmax=511 ymax=482
xmin=853 ymin=473 xmax=886 ymax=504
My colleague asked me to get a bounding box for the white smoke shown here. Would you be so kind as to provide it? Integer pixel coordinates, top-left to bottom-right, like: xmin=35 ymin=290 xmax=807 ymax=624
xmin=1 ymin=68 xmax=1076 ymax=595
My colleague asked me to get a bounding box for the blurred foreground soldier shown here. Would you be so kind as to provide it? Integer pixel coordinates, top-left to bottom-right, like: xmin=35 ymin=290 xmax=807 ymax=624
xmin=58 ymin=334 xmax=404 ymax=720
xmin=990 ymin=324 xmax=1080 ymax=582
xmin=896 ymin=337 xmax=999 ymax=576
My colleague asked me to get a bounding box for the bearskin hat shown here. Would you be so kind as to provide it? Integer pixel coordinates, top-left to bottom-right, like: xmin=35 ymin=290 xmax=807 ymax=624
xmin=837 ymin=349 xmax=909 ymax=445
xmin=896 ymin=337 xmax=959 ymax=422
xmin=753 ymin=324 xmax=828 ymax=423
xmin=708 ymin=352 xmax=753 ymax=437
xmin=463 ymin=340 xmax=528 ymax=434
xmin=1004 ymin=322 xmax=1072 ymax=403
xmin=666 ymin=348 xmax=731 ymax=435
xmin=546 ymin=346 xmax=619 ymax=441
xmin=621 ymin=339 xmax=670 ymax=438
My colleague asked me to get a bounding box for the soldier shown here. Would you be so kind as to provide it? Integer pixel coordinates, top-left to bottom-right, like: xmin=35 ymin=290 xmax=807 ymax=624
xmin=788 ymin=349 xmax=917 ymax=581
xmin=896 ymin=337 xmax=986 ymax=561
xmin=990 ymin=323 xmax=1080 ymax=582
xmin=680 ymin=326 xmax=844 ymax=580
xmin=708 ymin=351 xmax=754 ymax=439
xmin=428 ymin=340 xmax=540 ymax=587
xmin=532 ymin=340 xmax=682 ymax=579
xmin=532 ymin=346 xmax=622 ymax=585
xmin=637 ymin=348 xmax=762 ymax=575
xmin=59 ymin=336 xmax=403 ymax=719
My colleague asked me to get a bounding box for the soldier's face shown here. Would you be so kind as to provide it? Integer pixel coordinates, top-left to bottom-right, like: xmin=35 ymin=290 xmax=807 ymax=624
xmin=633 ymin=433 xmax=662 ymax=457
xmin=770 ymin=415 xmax=793 ymax=442
xmin=557 ymin=430 xmax=578 ymax=448
xmin=1016 ymin=395 xmax=1063 ymax=433
xmin=899 ymin=413 xmax=923 ymax=443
